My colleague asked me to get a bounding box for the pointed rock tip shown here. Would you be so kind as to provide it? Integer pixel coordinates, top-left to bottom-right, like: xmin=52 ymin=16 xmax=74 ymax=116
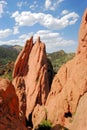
xmin=29 ymin=36 xmax=33 ymax=42
xmin=26 ymin=36 xmax=33 ymax=43
xmin=37 ymin=36 xmax=41 ymax=43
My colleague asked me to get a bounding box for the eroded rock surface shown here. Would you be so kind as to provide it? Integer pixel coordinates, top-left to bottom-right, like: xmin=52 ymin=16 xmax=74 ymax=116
xmin=70 ymin=93 xmax=87 ymax=130
xmin=0 ymin=78 xmax=27 ymax=130
xmin=32 ymin=9 xmax=87 ymax=128
xmin=0 ymin=78 xmax=19 ymax=118
xmin=13 ymin=37 xmax=50 ymax=121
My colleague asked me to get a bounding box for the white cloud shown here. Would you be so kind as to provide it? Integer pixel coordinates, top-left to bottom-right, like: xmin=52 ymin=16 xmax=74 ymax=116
xmin=29 ymin=1 xmax=38 ymax=10
xmin=0 ymin=30 xmax=76 ymax=52
xmin=45 ymin=0 xmax=51 ymax=10
xmin=45 ymin=0 xmax=64 ymax=11
xmin=34 ymin=30 xmax=75 ymax=52
xmin=0 ymin=0 xmax=7 ymax=17
xmin=0 ymin=32 xmax=33 ymax=46
xmin=17 ymin=1 xmax=28 ymax=9
xmin=12 ymin=11 xmax=79 ymax=30
xmin=0 ymin=29 xmax=12 ymax=39
xmin=12 ymin=11 xmax=37 ymax=26
xmin=61 ymin=10 xmax=69 ymax=15
xmin=29 ymin=4 xmax=38 ymax=10
xmin=0 ymin=27 xmax=19 ymax=39
xmin=13 ymin=26 xmax=19 ymax=34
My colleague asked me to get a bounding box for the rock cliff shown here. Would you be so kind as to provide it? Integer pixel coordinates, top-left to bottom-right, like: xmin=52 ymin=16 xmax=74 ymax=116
xmin=32 ymin=9 xmax=87 ymax=129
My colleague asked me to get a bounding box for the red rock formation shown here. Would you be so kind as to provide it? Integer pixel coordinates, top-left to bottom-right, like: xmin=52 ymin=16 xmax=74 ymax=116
xmin=32 ymin=9 xmax=87 ymax=129
xmin=77 ymin=8 xmax=87 ymax=55
xmin=0 ymin=115 xmax=27 ymax=130
xmin=13 ymin=36 xmax=33 ymax=78
xmin=0 ymin=78 xmax=19 ymax=118
xmin=12 ymin=36 xmax=50 ymax=121
xmin=70 ymin=93 xmax=87 ymax=130
xmin=13 ymin=37 xmax=33 ymax=123
xmin=25 ymin=37 xmax=49 ymax=119
xmin=0 ymin=78 xmax=27 ymax=130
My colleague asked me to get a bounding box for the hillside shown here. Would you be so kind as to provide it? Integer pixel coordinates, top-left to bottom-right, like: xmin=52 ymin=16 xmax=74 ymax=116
xmin=0 ymin=45 xmax=20 ymax=65
xmin=0 ymin=45 xmax=75 ymax=80
xmin=0 ymin=45 xmax=20 ymax=79
xmin=48 ymin=50 xmax=75 ymax=72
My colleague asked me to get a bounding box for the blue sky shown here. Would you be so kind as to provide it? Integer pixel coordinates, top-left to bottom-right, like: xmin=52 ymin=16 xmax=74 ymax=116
xmin=0 ymin=0 xmax=87 ymax=52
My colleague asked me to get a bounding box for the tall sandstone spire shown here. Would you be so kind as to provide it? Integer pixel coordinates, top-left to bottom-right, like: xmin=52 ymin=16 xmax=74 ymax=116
xmin=12 ymin=36 xmax=50 ymax=122
xmin=32 ymin=9 xmax=87 ymax=129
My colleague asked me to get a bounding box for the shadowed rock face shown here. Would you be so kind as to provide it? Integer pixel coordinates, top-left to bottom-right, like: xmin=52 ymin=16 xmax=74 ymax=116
xmin=0 ymin=78 xmax=27 ymax=130
xmin=32 ymin=9 xmax=87 ymax=129
xmin=12 ymin=37 xmax=50 ymax=121
xmin=0 ymin=78 xmax=19 ymax=118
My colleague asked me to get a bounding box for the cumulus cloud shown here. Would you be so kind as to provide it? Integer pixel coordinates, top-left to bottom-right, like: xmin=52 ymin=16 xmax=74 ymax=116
xmin=61 ymin=10 xmax=69 ymax=15
xmin=0 ymin=0 xmax=7 ymax=17
xmin=0 ymin=27 xmax=19 ymax=38
xmin=34 ymin=30 xmax=75 ymax=52
xmin=0 ymin=30 xmax=76 ymax=52
xmin=13 ymin=26 xmax=19 ymax=34
xmin=11 ymin=11 xmax=79 ymax=30
xmin=45 ymin=0 xmax=64 ymax=11
xmin=0 ymin=32 xmax=33 ymax=46
xmin=0 ymin=29 xmax=12 ymax=39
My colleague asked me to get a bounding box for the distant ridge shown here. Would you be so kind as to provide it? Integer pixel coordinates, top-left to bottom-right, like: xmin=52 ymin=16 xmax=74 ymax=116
xmin=48 ymin=50 xmax=75 ymax=72
xmin=0 ymin=44 xmax=23 ymax=52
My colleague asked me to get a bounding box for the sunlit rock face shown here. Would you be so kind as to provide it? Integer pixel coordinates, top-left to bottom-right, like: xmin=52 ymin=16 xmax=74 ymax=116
xmin=12 ymin=36 xmax=50 ymax=121
xmin=70 ymin=93 xmax=87 ymax=130
xmin=32 ymin=9 xmax=87 ymax=129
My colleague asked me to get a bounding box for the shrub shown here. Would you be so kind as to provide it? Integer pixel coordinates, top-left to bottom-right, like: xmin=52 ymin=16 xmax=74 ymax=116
xmin=35 ymin=120 xmax=52 ymax=130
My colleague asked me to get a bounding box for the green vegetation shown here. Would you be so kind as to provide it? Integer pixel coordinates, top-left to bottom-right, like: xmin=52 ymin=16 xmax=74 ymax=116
xmin=35 ymin=120 xmax=69 ymax=130
xmin=0 ymin=45 xmax=19 ymax=80
xmin=47 ymin=50 xmax=75 ymax=72
xmin=35 ymin=120 xmax=52 ymax=130
xmin=0 ymin=46 xmax=19 ymax=65
xmin=0 ymin=45 xmax=75 ymax=80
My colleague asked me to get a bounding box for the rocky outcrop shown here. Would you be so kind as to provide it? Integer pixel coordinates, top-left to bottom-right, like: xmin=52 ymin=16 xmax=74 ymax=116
xmin=12 ymin=37 xmax=50 ymax=121
xmin=13 ymin=37 xmax=33 ymax=123
xmin=0 ymin=78 xmax=27 ymax=130
xmin=0 ymin=78 xmax=19 ymax=118
xmin=13 ymin=36 xmax=33 ymax=78
xmin=32 ymin=9 xmax=87 ymax=129
xmin=70 ymin=93 xmax=87 ymax=130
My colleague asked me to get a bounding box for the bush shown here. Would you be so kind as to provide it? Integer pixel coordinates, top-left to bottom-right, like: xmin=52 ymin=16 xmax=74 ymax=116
xmin=35 ymin=120 xmax=52 ymax=130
